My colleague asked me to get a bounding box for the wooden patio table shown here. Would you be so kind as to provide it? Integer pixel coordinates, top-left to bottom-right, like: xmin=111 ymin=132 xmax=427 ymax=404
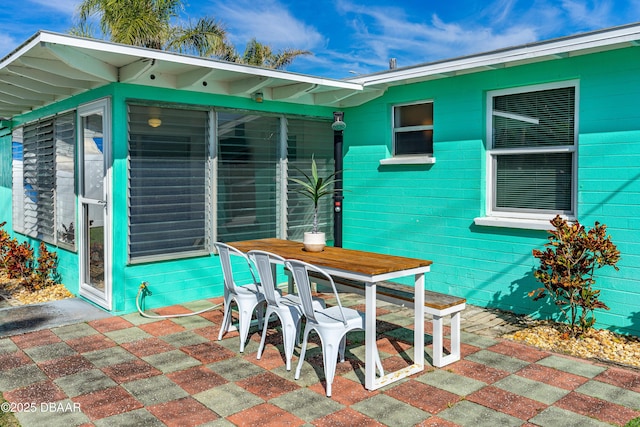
xmin=228 ymin=238 xmax=433 ymax=391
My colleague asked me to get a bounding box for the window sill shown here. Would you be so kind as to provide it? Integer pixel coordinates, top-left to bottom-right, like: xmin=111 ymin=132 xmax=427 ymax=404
xmin=473 ymin=216 xmax=555 ymax=231
xmin=379 ymin=155 xmax=436 ymax=166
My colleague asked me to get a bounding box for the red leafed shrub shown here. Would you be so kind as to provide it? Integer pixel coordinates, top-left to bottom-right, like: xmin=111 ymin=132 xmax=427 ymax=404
xmin=530 ymin=215 xmax=620 ymax=337
xmin=0 ymin=221 xmax=59 ymax=291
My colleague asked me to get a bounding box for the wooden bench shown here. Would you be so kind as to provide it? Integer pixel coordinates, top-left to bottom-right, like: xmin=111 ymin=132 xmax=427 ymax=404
xmin=306 ymin=273 xmax=466 ymax=367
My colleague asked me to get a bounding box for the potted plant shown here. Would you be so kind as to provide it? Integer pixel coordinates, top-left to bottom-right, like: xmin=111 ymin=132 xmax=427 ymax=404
xmin=290 ymin=155 xmax=340 ymax=252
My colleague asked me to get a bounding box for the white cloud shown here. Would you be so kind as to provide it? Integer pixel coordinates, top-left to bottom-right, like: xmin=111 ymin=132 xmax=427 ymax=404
xmin=561 ymin=0 xmax=615 ymax=28
xmin=27 ymin=0 xmax=79 ymax=15
xmin=205 ymin=0 xmax=326 ymax=51
xmin=0 ymin=33 xmax=20 ymax=60
xmin=332 ymin=0 xmax=544 ymax=72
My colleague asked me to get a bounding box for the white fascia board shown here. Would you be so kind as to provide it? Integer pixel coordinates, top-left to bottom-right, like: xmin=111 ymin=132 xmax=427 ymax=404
xmin=351 ymin=23 xmax=640 ymax=87
xmin=33 ymin=32 xmax=363 ymax=92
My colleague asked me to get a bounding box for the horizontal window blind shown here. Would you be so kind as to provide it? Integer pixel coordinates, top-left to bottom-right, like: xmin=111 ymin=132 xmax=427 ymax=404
xmin=495 ymin=153 xmax=573 ymax=211
xmin=493 ymin=87 xmax=575 ymax=149
xmin=490 ymin=84 xmax=576 ymax=215
xmin=217 ymin=112 xmax=279 ymax=242
xmin=128 ymin=105 xmax=208 ymax=260
xmin=286 ymin=118 xmax=333 ymax=241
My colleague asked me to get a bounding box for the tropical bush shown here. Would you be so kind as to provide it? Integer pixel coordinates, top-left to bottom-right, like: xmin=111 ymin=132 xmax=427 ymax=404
xmin=0 ymin=221 xmax=59 ymax=291
xmin=530 ymin=215 xmax=620 ymax=337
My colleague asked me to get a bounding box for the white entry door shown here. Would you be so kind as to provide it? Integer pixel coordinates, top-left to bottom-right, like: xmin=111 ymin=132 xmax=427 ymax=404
xmin=78 ymin=99 xmax=112 ymax=310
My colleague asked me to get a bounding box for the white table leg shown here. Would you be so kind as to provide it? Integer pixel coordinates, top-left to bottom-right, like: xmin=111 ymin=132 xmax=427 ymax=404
xmin=364 ymin=281 xmax=377 ymax=390
xmin=414 ymin=273 xmax=425 ymax=369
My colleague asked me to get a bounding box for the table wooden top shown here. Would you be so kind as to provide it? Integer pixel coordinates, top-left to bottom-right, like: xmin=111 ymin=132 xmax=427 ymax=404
xmin=227 ymin=238 xmax=432 ymax=277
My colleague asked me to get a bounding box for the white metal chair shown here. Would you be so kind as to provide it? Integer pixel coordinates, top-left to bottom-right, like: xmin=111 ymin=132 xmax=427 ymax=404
xmin=247 ymin=250 xmax=325 ymax=370
xmin=215 ymin=242 xmax=265 ymax=353
xmin=286 ymin=259 xmax=383 ymax=397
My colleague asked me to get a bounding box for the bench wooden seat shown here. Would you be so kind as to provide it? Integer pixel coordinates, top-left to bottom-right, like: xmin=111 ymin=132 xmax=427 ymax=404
xmin=307 ymin=273 xmax=466 ymax=367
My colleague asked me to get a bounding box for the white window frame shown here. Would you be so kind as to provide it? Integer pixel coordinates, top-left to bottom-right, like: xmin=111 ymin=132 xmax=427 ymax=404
xmin=477 ymin=80 xmax=579 ymax=230
xmin=381 ymin=100 xmax=436 ymax=165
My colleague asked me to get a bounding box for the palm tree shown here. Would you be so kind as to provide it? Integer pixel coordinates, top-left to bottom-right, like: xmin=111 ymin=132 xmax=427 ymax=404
xmin=240 ymin=38 xmax=311 ymax=70
xmin=70 ymin=0 xmax=309 ymax=69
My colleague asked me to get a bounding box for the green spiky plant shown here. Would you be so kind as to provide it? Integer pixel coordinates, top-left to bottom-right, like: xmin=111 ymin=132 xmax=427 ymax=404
xmin=289 ymin=155 xmax=339 ymax=234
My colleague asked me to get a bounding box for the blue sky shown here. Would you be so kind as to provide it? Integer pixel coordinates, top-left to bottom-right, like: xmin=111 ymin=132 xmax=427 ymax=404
xmin=1 ymin=0 xmax=640 ymax=78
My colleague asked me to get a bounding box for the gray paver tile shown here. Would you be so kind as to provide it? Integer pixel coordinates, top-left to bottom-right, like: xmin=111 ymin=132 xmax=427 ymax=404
xmin=22 ymin=341 xmax=76 ymax=363
xmin=160 ymin=330 xmax=209 ymax=348
xmin=93 ymin=408 xmax=166 ymax=427
xmin=351 ymin=393 xmax=431 ymax=426
xmin=52 ymin=323 xmax=99 ymax=341
xmin=193 ymin=383 xmax=264 ymax=417
xmin=377 ymin=312 xmax=415 ymax=327
xmin=529 ymin=405 xmax=613 ymax=427
xmin=0 ymin=363 xmax=48 ymax=390
xmin=537 ymin=355 xmax=607 ymax=378
xmin=180 ymin=299 xmax=221 ymax=312
xmin=169 ymin=315 xmax=215 ymax=330
xmin=460 ymin=331 xmax=499 ymax=349
xmin=493 ymin=374 xmax=569 ymax=405
xmin=83 ymin=346 xmax=137 ymax=368
xmin=54 ymin=368 xmax=117 ymax=397
xmin=142 ymin=349 xmax=200 ymax=373
xmin=271 ymin=388 xmax=344 ymax=422
xmin=464 ymin=349 xmax=530 ymax=373
xmin=122 ymin=375 xmax=189 ymax=406
xmin=120 ymin=312 xmax=164 ymax=326
xmin=438 ymin=399 xmax=522 ymax=426
xmin=104 ymin=326 xmax=152 ymax=344
xmin=577 ymin=379 xmax=640 ymax=410
xmin=417 ymin=368 xmax=486 ymax=395
xmin=13 ymin=399 xmax=90 ymax=427
xmin=207 ymin=357 xmax=265 ymax=382
xmin=0 ymin=338 xmax=19 ymax=354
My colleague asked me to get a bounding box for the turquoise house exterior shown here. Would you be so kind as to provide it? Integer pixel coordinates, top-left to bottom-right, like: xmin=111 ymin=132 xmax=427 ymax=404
xmin=1 ymin=23 xmax=639 ymax=335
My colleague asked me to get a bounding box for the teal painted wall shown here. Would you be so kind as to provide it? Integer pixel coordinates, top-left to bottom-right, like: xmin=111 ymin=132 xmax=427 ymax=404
xmin=342 ymin=46 xmax=640 ymax=335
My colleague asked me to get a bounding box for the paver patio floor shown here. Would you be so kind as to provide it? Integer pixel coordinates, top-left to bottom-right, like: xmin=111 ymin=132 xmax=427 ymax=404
xmin=1 ymin=293 xmax=639 ymax=426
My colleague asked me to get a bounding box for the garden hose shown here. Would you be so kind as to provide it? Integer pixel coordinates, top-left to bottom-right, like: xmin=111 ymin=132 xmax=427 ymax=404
xmin=135 ymin=282 xmax=222 ymax=319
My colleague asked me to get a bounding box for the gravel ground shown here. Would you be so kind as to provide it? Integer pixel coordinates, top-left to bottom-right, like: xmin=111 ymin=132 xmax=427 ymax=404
xmin=504 ymin=321 xmax=640 ymax=369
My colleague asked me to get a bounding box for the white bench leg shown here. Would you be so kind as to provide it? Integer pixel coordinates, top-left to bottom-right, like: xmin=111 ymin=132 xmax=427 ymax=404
xmin=430 ymin=308 xmax=463 ymax=367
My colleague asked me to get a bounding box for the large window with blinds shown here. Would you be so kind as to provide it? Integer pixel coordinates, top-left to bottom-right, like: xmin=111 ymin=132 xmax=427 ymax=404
xmin=128 ymin=105 xmax=209 ymax=261
xmin=127 ymin=104 xmax=333 ymax=262
xmin=487 ymin=82 xmax=577 ymax=219
xmin=12 ymin=112 xmax=76 ymax=248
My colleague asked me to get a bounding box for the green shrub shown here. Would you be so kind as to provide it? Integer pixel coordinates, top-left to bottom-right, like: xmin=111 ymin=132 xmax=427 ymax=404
xmin=530 ymin=215 xmax=620 ymax=337
xmin=625 ymin=417 xmax=640 ymax=427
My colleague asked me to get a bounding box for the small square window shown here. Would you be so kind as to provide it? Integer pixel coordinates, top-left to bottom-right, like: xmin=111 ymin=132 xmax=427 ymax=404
xmin=393 ymin=102 xmax=433 ymax=156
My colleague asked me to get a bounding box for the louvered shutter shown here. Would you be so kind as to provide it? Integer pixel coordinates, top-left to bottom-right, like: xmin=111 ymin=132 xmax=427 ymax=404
xmin=128 ymin=105 xmax=209 ymax=260
xmin=286 ymin=118 xmax=334 ymax=241
xmin=216 ymin=112 xmax=280 ymax=242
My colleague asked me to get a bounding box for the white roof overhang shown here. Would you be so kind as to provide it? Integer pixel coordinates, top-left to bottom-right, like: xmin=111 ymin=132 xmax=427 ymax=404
xmin=1 ymin=22 xmax=639 ymax=120
xmin=0 ymin=31 xmax=382 ymax=119
xmin=347 ymin=22 xmax=640 ymax=88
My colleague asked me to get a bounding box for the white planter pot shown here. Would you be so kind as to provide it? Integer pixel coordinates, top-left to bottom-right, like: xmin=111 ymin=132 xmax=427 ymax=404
xmin=303 ymin=231 xmax=326 ymax=252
